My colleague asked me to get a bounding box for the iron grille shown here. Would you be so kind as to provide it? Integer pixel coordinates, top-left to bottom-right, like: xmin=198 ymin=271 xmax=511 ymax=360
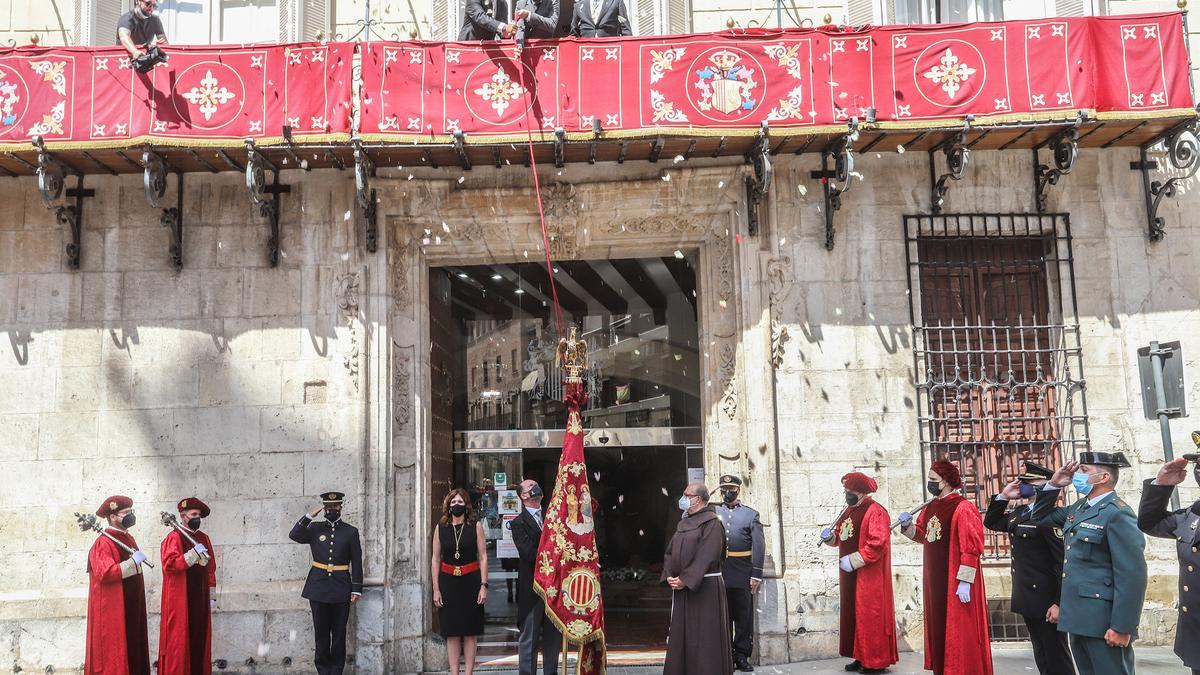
xmin=904 ymin=213 xmax=1090 ymax=558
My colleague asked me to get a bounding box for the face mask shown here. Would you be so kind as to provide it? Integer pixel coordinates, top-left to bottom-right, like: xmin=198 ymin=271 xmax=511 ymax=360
xmin=450 ymin=504 xmax=467 ymax=517
xmin=186 ymin=517 xmax=201 ymax=530
xmin=120 ymin=513 xmax=136 ymax=529
xmin=927 ymin=480 xmax=942 ymax=497
xmin=844 ymin=492 xmax=860 ymax=506
xmin=678 ymin=495 xmax=693 ymax=511
xmin=325 ymin=510 xmax=341 ymax=522
xmin=1071 ymin=471 xmax=1094 ymax=497
xmin=527 ymin=485 xmax=543 ymax=500
xmin=1018 ymin=483 xmax=1037 ymax=499
xmin=722 ymin=489 xmax=738 ymax=504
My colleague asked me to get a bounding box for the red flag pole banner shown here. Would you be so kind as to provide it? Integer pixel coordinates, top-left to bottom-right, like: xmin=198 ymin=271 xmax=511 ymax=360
xmin=533 ymin=327 xmax=606 ymax=675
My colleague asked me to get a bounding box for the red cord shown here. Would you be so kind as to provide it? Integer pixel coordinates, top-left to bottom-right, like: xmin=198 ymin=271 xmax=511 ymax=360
xmin=515 ymin=44 xmax=565 ymax=340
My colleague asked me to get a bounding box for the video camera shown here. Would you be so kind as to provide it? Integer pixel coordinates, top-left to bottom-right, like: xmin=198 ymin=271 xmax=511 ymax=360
xmin=133 ymin=42 xmax=169 ymax=73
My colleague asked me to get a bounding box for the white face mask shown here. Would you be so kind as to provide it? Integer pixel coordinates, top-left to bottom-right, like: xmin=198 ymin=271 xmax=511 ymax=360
xmin=678 ymin=495 xmax=693 ymax=511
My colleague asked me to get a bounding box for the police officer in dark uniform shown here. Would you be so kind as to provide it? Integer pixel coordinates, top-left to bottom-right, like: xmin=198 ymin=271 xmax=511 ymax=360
xmin=289 ymin=492 xmax=363 ymax=675
xmin=715 ymin=474 xmax=764 ymax=673
xmin=1137 ymin=437 xmax=1200 ymax=675
xmin=984 ymin=461 xmax=1075 ymax=675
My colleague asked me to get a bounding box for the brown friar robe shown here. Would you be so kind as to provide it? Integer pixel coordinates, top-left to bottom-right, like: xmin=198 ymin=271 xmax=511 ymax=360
xmin=662 ymin=505 xmax=733 ymax=675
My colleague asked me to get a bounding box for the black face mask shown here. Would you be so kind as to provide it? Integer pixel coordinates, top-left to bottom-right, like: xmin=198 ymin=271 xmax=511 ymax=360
xmin=186 ymin=517 xmax=202 ymax=530
xmin=121 ymin=513 xmax=136 ymax=529
xmin=844 ymin=492 xmax=860 ymax=506
xmin=324 ymin=510 xmax=341 ymax=522
xmin=450 ymin=504 xmax=467 ymax=517
xmin=927 ymin=480 xmax=942 ymax=497
xmin=722 ymin=489 xmax=738 ymax=504
xmin=527 ymin=486 xmax=544 ymax=500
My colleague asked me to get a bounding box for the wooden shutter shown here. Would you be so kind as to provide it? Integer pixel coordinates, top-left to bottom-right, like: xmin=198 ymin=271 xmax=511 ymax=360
xmin=82 ymin=0 xmax=127 ymax=45
xmin=664 ymin=0 xmax=689 ymax=35
xmin=279 ymin=0 xmax=295 ymax=41
xmin=846 ymin=0 xmax=877 ymax=25
xmin=301 ymin=0 xmax=329 ymax=40
xmin=632 ymin=0 xmax=655 ymax=35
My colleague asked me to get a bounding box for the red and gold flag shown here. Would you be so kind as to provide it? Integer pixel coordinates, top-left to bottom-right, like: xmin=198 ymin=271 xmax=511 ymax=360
xmin=533 ymin=329 xmax=606 ymax=675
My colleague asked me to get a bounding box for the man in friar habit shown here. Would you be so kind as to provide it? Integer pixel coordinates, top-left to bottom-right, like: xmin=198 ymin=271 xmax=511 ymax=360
xmin=715 ymin=474 xmax=764 ymax=673
xmin=821 ymin=472 xmax=898 ymax=674
xmin=1033 ymin=453 xmax=1146 ymax=675
xmin=289 ymin=491 xmax=364 ymax=675
xmin=85 ymin=495 xmax=151 ymax=675
xmin=1136 ymin=449 xmax=1200 ymax=674
xmin=898 ymin=459 xmax=993 ymax=675
xmin=984 ymin=462 xmax=1074 ymax=675
xmin=159 ymin=497 xmax=217 ymax=675
xmin=662 ymin=482 xmax=733 ymax=675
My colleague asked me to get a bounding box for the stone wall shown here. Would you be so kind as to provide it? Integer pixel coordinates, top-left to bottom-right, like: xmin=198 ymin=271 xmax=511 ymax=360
xmin=0 ymin=170 xmax=382 ymax=672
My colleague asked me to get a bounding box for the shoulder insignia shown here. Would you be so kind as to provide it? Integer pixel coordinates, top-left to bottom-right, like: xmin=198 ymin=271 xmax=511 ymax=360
xmin=1054 ymin=528 xmax=1064 ymax=539
xmin=1116 ymin=500 xmax=1128 ymax=508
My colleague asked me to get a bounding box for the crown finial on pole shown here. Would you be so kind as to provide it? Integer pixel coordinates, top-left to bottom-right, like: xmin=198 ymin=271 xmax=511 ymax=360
xmin=823 ymin=13 xmax=834 ymax=25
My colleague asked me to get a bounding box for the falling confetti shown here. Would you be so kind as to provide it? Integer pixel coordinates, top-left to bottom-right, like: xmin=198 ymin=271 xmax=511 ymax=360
xmin=673 ymin=250 xmax=684 ymax=259
xmin=458 ymin=176 xmax=465 ymax=184
xmin=897 ymin=144 xmax=906 ymax=154
xmin=718 ymin=180 xmax=725 ymax=188
xmin=673 ymin=154 xmax=685 ymax=163
xmin=442 ymin=222 xmax=451 ymax=232
xmin=661 ymin=173 xmax=671 ymax=182
xmin=719 ymin=300 xmax=728 ymax=309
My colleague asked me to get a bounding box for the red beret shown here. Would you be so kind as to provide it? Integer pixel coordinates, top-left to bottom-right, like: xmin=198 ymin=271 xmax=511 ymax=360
xmin=177 ymin=497 xmax=210 ymax=518
xmin=96 ymin=495 xmax=133 ymax=518
xmin=841 ymin=472 xmax=878 ymax=494
xmin=930 ymin=459 xmax=962 ymax=489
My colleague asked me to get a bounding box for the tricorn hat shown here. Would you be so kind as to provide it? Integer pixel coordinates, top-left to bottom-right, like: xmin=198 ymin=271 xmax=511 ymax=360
xmin=1078 ymin=451 xmax=1131 ymax=468
xmin=176 ymin=497 xmax=211 ymax=518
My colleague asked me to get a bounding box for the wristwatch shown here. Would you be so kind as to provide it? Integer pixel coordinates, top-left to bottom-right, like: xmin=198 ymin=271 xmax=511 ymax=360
xmin=481 ymin=582 xmax=489 ymax=589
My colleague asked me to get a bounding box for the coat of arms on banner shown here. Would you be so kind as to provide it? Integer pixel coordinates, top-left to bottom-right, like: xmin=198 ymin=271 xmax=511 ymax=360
xmin=0 ymin=65 xmax=27 ymax=131
xmin=692 ymin=48 xmax=759 ymax=120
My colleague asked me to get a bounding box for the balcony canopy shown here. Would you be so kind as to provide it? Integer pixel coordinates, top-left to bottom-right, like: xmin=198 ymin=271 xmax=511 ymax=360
xmin=0 ymin=11 xmax=1193 ymax=175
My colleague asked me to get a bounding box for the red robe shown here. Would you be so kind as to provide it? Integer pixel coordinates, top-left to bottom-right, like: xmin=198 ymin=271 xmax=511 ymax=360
xmin=158 ymin=528 xmax=217 ymax=675
xmin=85 ymin=529 xmax=151 ymax=675
xmin=832 ymin=498 xmax=899 ymax=670
xmin=911 ymin=493 xmax=993 ymax=675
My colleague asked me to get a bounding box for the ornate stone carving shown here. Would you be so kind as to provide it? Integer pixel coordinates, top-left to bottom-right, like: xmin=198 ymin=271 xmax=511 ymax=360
xmin=719 ymin=343 xmax=738 ymax=421
xmin=337 ymin=272 xmax=361 ymax=391
xmin=715 ymin=232 xmax=734 ymax=305
xmin=598 ymin=215 xmax=703 ymax=236
xmin=770 ymin=320 xmax=790 ymax=370
xmin=543 ymin=182 xmax=580 ymax=219
xmin=394 ymin=343 xmax=413 ymax=433
xmin=766 ymin=256 xmax=794 ymax=308
xmin=391 ymin=241 xmax=412 ymax=310
xmin=545 ymin=219 xmax=578 ymax=259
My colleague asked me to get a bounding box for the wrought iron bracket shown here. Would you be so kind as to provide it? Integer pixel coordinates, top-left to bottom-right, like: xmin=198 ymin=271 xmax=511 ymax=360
xmin=143 ymin=150 xmax=170 ymax=208
xmin=451 ymin=130 xmax=471 ymax=171
xmin=554 ymin=127 xmax=567 ymax=168
xmin=808 ymin=118 xmax=860 ymax=250
xmin=281 ymin=126 xmax=310 ymax=171
xmin=246 ymin=140 xmax=290 ymax=266
xmin=160 ymin=172 xmax=184 ymax=269
xmin=33 ymin=136 xmax=94 ymax=269
xmin=1130 ymin=121 xmax=1199 ymax=241
xmin=353 ymin=138 xmax=378 ymax=253
xmin=745 ymin=121 xmax=772 ymax=237
xmin=929 ymin=118 xmax=972 ymax=214
xmin=1033 ymin=118 xmax=1082 ymax=213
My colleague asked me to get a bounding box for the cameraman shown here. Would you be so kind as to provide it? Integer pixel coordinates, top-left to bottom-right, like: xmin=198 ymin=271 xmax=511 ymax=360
xmin=117 ymin=0 xmax=168 ymax=60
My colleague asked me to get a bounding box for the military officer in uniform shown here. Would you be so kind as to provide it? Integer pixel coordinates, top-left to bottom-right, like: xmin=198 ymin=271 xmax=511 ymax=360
xmin=289 ymin=492 xmax=363 ymax=675
xmin=984 ymin=461 xmax=1075 ymax=675
xmin=715 ymin=474 xmax=764 ymax=673
xmin=1136 ymin=443 xmax=1200 ymax=674
xmin=1032 ymin=452 xmax=1146 ymax=675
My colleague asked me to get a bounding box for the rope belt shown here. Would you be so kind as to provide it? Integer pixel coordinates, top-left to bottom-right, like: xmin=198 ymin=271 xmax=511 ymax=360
xmin=312 ymin=562 xmax=350 ymax=572
xmin=727 ymin=550 xmax=753 ymax=558
xmin=440 ymin=561 xmax=481 ymax=576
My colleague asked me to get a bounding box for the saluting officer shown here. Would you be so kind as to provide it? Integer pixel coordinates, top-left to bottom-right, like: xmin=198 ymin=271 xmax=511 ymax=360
xmin=289 ymin=491 xmax=364 ymax=675
xmin=1137 ymin=445 xmax=1200 ymax=675
xmin=1032 ymin=452 xmax=1146 ymax=675
xmin=715 ymin=474 xmax=764 ymax=673
xmin=984 ymin=461 xmax=1074 ymax=675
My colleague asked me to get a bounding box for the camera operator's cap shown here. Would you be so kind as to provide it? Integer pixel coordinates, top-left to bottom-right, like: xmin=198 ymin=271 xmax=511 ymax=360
xmin=321 ymin=491 xmax=345 ymax=504
xmin=1017 ymin=461 xmax=1054 ymax=482
xmin=1078 ymin=451 xmax=1131 ymax=468
xmin=718 ymin=474 xmax=742 ymax=488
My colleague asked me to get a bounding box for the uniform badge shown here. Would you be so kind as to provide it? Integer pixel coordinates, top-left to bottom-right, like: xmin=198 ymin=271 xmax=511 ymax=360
xmin=838 ymin=518 xmax=854 ymax=542
xmin=925 ymin=515 xmax=942 ymax=543
xmin=109 ymin=501 xmax=118 ymax=511
xmin=1054 ymin=528 xmax=1064 ymax=539
xmin=319 ymin=535 xmax=327 ymax=542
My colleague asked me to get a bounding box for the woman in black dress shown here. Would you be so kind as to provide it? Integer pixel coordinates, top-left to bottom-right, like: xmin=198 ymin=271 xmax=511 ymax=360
xmin=432 ymin=488 xmax=488 ymax=675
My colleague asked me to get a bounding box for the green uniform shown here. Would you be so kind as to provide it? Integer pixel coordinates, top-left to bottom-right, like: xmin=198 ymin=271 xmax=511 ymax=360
xmin=1031 ymin=488 xmax=1146 ymax=675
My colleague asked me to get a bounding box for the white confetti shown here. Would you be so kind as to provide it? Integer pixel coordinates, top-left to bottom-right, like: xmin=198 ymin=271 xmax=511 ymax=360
xmin=673 ymin=154 xmax=685 ymax=163
xmin=661 ymin=172 xmax=671 ymax=181
xmin=407 ymin=174 xmax=414 ymax=180
xmin=897 ymin=144 xmax=906 ymax=154
xmin=344 ymin=210 xmax=352 ymax=222
xmin=719 ymin=300 xmax=728 ymax=309
xmin=779 ymin=238 xmax=787 ymax=246
xmin=718 ymin=180 xmax=725 ymax=188
xmin=797 ymin=184 xmax=808 ymax=196
xmin=673 ymin=250 xmax=684 ymax=259
xmin=442 ymin=222 xmax=450 ymax=233
xmin=458 ymin=176 xmax=465 ymax=184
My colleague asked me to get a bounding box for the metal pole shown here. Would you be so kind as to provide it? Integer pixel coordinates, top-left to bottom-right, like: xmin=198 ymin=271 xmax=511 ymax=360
xmin=1150 ymin=340 xmax=1181 ymax=510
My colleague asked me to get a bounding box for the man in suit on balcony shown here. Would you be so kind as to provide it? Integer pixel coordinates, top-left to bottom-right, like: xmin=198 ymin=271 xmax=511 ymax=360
xmin=571 ymin=0 xmax=632 ymax=37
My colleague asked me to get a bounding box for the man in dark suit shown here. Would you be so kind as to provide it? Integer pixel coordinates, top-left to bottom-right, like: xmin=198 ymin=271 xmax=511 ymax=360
xmin=460 ymin=0 xmax=514 ymax=40
xmin=289 ymin=492 xmax=363 ymax=675
xmin=571 ymin=0 xmax=631 ymax=37
xmin=514 ymin=0 xmax=561 ymax=43
xmin=510 ymin=479 xmax=561 ymax=675
xmin=984 ymin=461 xmax=1074 ymax=675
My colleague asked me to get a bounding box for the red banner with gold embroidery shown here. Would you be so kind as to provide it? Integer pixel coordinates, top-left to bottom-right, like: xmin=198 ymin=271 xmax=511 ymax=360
xmin=533 ymin=381 xmax=606 ymax=675
xmin=358 ymin=11 xmax=1193 ymax=142
xmin=0 ymin=42 xmax=353 ymax=150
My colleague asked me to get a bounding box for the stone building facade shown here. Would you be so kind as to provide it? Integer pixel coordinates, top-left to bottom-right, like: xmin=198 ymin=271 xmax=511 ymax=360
xmin=1 ymin=141 xmax=1198 ymax=672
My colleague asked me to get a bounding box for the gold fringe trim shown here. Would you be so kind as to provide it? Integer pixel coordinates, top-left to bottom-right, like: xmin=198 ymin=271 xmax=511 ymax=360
xmin=532 ymin=578 xmax=607 ymax=675
xmin=0 ymin=132 xmax=352 ymax=153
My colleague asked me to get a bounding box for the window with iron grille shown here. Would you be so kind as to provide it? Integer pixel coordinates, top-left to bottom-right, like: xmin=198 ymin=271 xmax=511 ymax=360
xmin=904 ymin=213 xmax=1091 ymax=558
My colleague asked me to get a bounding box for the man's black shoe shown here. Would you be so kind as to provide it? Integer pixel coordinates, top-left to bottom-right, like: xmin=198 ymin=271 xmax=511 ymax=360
xmin=734 ymin=657 xmax=754 ymax=673
xmin=844 ymin=661 xmax=862 ymax=672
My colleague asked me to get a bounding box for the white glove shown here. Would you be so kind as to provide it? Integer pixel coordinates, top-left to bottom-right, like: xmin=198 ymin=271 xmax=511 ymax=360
xmin=956 ymin=580 xmax=971 ymax=604
xmin=210 ymin=598 xmax=217 ymax=611
xmin=820 ymin=527 xmax=834 ymax=542
xmin=194 ymin=543 xmax=208 ymax=556
xmin=838 ymin=555 xmax=854 ymax=573
xmin=898 ymin=512 xmax=913 ymax=528
xmin=132 ymin=551 xmax=147 ymax=565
